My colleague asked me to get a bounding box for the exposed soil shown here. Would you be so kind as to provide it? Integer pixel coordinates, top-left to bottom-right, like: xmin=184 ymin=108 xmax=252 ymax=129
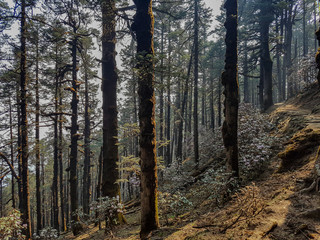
xmin=62 ymin=84 xmax=320 ymax=240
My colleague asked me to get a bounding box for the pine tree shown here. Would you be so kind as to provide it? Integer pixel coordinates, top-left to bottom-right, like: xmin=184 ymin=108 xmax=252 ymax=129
xmin=132 ymin=0 xmax=160 ymax=238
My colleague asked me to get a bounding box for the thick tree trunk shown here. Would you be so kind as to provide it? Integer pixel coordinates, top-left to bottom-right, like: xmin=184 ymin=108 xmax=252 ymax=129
xmin=82 ymin=52 xmax=91 ymax=216
xmin=221 ymin=0 xmax=239 ymax=178
xmin=20 ymin=0 xmax=31 ymax=238
xmin=69 ymin=27 xmax=82 ymax=235
xmin=132 ymin=0 xmax=160 ymax=237
xmin=260 ymin=0 xmax=273 ymax=111
xmin=101 ymin=0 xmax=124 ymax=227
xmin=193 ymin=0 xmax=200 ymax=168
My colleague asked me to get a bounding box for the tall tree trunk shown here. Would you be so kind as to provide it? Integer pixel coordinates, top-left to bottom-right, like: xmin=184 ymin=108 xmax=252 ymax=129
xmin=193 ymin=0 xmax=200 ymax=168
xmin=82 ymin=51 xmax=91 ymax=216
xmin=276 ymin=16 xmax=283 ymax=102
xmin=132 ymin=0 xmax=160 ymax=237
xmin=58 ymin=72 xmax=66 ymax=232
xmin=20 ymin=0 xmax=32 ymax=237
xmin=53 ymin=46 xmax=59 ymax=232
xmin=95 ymin=147 xmax=103 ymax=229
xmin=177 ymin=50 xmax=193 ymax=164
xmin=302 ymin=0 xmax=307 ymax=57
xmin=159 ymin=24 xmax=164 ymax=160
xmin=9 ymin=97 xmax=15 ymax=209
xmin=166 ymin=23 xmax=171 ymax=167
xmin=221 ymin=0 xmax=239 ymax=178
xmin=41 ymin=154 xmax=45 ymax=228
xmin=284 ymin=2 xmax=294 ymax=98
xmin=260 ymin=0 xmax=273 ymax=111
xmin=101 ymin=0 xmax=124 ymax=227
xmin=69 ymin=27 xmax=82 ymax=235
xmin=35 ymin=34 xmax=42 ymax=234
xmin=209 ymin=58 xmax=215 ymax=130
xmin=243 ymin=40 xmax=249 ymax=103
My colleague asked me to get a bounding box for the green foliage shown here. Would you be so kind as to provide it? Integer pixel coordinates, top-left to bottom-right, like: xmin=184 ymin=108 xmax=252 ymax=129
xmin=0 ymin=209 xmax=26 ymax=240
xmin=72 ymin=196 xmax=124 ymax=229
xmin=90 ymin=196 xmax=124 ymax=228
xmin=158 ymin=191 xmax=193 ymax=224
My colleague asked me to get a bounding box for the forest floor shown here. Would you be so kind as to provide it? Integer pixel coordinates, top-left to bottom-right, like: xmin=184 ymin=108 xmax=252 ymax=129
xmin=63 ymin=84 xmax=320 ymax=240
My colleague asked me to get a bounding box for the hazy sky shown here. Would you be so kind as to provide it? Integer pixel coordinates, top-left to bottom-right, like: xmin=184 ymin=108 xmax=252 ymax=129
xmin=204 ymin=0 xmax=224 ymax=33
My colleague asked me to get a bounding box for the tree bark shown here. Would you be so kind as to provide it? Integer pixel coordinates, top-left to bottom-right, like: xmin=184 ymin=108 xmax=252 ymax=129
xmin=35 ymin=33 xmax=42 ymax=234
xmin=166 ymin=22 xmax=171 ymax=167
xmin=69 ymin=25 xmax=82 ymax=235
xmin=82 ymin=50 xmax=91 ymax=216
xmin=53 ymin=45 xmax=59 ymax=233
xmin=159 ymin=24 xmax=164 ymax=160
xmin=243 ymin=40 xmax=249 ymax=103
xmin=177 ymin=50 xmax=193 ymax=164
xmin=132 ymin=0 xmax=160 ymax=237
xmin=101 ymin=0 xmax=124 ymax=227
xmin=20 ymin=0 xmax=32 ymax=238
xmin=193 ymin=0 xmax=200 ymax=168
xmin=9 ymin=97 xmax=16 ymax=209
xmin=221 ymin=0 xmax=239 ymax=178
xmin=260 ymin=0 xmax=273 ymax=111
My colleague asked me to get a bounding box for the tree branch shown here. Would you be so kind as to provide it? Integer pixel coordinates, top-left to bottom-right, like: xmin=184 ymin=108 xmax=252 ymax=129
xmin=0 ymin=152 xmax=19 ymax=180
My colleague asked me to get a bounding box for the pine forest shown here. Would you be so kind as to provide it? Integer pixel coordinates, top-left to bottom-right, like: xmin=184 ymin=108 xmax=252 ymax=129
xmin=1 ymin=0 xmax=320 ymax=239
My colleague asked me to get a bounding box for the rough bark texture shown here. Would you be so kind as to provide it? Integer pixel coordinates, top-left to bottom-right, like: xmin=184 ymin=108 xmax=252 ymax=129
xmin=82 ymin=52 xmax=91 ymax=216
xmin=101 ymin=0 xmax=124 ymax=226
xmin=221 ymin=0 xmax=239 ymax=178
xmin=20 ymin=0 xmax=32 ymax=238
xmin=132 ymin=0 xmax=160 ymax=238
xmin=69 ymin=27 xmax=82 ymax=235
xmin=193 ymin=0 xmax=200 ymax=168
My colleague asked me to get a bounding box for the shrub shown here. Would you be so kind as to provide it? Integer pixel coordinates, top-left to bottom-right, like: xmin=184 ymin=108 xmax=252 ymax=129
xmin=0 ymin=209 xmax=26 ymax=240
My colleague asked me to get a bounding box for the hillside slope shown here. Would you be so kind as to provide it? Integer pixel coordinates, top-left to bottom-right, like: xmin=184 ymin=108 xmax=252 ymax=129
xmin=63 ymin=84 xmax=320 ymax=240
